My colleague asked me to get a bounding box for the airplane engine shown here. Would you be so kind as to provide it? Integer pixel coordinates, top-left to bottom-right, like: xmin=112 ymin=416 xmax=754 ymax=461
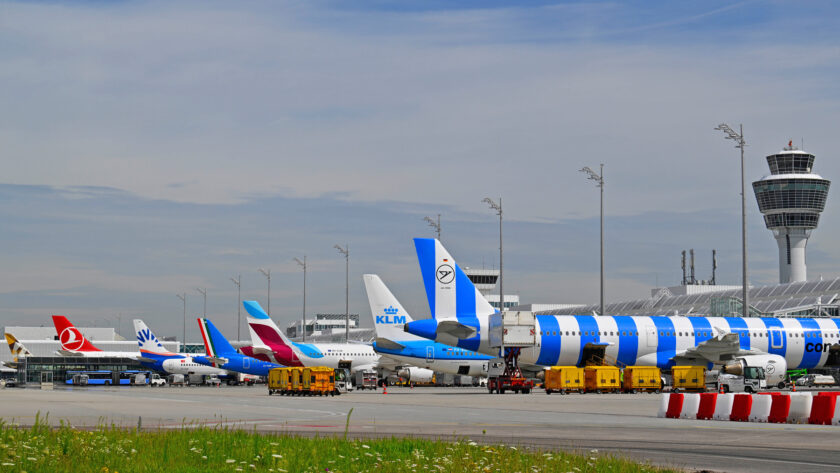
xmin=722 ymin=354 xmax=786 ymax=389
xmin=397 ymin=367 xmax=434 ymax=383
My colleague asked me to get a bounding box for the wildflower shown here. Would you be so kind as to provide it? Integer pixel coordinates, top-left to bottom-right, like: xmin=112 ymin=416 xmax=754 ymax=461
xmin=361 ymin=444 xmax=370 ymax=449
xmin=272 ymin=454 xmax=283 ymax=459
xmin=590 ymin=449 xmax=598 ymax=454
xmin=27 ymin=457 xmax=37 ymax=461
xmin=226 ymin=459 xmax=236 ymax=464
xmin=202 ymin=456 xmax=207 ymax=460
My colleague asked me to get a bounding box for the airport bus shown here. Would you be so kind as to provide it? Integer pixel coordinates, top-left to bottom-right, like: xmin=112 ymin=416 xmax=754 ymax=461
xmin=65 ymin=370 xmax=151 ymax=386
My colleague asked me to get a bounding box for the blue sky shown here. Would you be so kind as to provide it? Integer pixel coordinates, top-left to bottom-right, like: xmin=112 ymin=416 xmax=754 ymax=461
xmin=1 ymin=1 xmax=840 ymax=340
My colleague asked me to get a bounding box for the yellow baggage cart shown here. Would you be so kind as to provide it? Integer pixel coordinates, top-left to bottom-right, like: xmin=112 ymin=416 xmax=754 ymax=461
xmin=584 ymin=366 xmax=620 ymax=393
xmin=310 ymin=366 xmax=336 ymax=396
xmin=621 ymin=366 xmax=662 ymax=393
xmin=544 ymin=366 xmax=584 ymax=395
xmin=671 ymin=365 xmax=705 ymax=393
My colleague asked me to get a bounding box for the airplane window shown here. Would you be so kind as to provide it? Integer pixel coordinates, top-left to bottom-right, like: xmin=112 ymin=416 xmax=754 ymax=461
xmin=660 ymin=331 xmax=664 ymax=336
xmin=635 ymin=331 xmax=639 ymax=336
xmin=540 ymin=331 xmax=543 ymax=335
xmin=691 ymin=331 xmax=695 ymax=336
xmin=553 ymin=331 xmax=557 ymax=336
xmin=566 ymin=331 xmax=569 ymax=336
xmin=610 ymin=332 xmax=614 ymax=336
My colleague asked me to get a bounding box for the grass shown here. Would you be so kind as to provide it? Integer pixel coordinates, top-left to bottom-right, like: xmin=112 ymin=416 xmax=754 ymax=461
xmin=0 ymin=413 xmax=681 ymax=473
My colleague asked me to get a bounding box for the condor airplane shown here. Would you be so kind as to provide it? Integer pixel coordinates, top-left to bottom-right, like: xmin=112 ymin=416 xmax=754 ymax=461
xmin=242 ymin=300 xmax=387 ymax=374
xmin=52 ymin=315 xmax=141 ymax=359
xmin=404 ymin=239 xmax=840 ymax=388
xmin=363 ymin=274 xmax=491 ymax=382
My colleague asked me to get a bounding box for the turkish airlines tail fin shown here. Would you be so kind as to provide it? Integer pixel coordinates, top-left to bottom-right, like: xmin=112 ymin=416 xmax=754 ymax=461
xmin=51 ymin=315 xmax=102 ymax=352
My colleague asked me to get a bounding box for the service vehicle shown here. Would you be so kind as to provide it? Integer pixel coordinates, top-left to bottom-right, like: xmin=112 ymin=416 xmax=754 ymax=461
xmin=203 ymin=375 xmax=222 ymax=386
xmin=671 ymin=366 xmax=706 ymax=393
xmin=544 ymin=366 xmax=584 ymax=394
xmin=621 ymin=366 xmax=661 ymax=393
xmin=149 ymin=373 xmax=166 ymax=386
xmin=717 ymin=366 xmax=766 ymax=393
xmin=167 ymin=373 xmax=186 ymax=386
xmin=354 ymin=369 xmax=378 ymax=390
xmin=794 ymin=373 xmax=836 ymax=387
xmin=584 ymin=365 xmax=620 ymax=393
xmin=269 ymin=367 xmax=351 ymax=395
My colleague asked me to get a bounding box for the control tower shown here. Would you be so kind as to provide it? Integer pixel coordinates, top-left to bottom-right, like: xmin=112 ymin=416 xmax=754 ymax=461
xmin=752 ymin=143 xmax=830 ymax=283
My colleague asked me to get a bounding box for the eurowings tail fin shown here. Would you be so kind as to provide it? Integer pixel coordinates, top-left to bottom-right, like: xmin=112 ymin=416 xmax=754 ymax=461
xmin=133 ymin=319 xmax=178 ymax=356
xmin=363 ymin=274 xmax=418 ymax=341
xmin=5 ymin=333 xmax=31 ymax=361
xmin=413 ymin=238 xmax=496 ymax=320
xmin=197 ymin=318 xmax=237 ymax=357
xmin=52 ymin=315 xmax=102 ymax=352
xmin=243 ymin=300 xmax=295 ymax=349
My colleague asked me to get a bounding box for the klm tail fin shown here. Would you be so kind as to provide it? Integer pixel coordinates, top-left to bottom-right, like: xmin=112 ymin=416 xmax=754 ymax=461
xmin=5 ymin=333 xmax=31 ymax=361
xmin=197 ymin=318 xmax=237 ymax=357
xmin=52 ymin=315 xmax=102 ymax=352
xmin=133 ymin=319 xmax=177 ymax=356
xmin=363 ymin=274 xmax=418 ymax=341
xmin=413 ymin=238 xmax=496 ymax=320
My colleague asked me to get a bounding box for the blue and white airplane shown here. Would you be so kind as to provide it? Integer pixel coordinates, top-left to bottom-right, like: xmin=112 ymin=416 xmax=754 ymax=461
xmin=404 ymin=238 xmax=840 ymax=387
xmin=363 ymin=274 xmax=492 ymax=382
xmin=193 ymin=317 xmax=284 ymax=377
xmin=133 ymin=319 xmax=227 ymax=377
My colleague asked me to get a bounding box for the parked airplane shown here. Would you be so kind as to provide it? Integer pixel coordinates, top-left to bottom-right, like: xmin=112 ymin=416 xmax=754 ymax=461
xmin=133 ymin=319 xmax=227 ymax=377
xmin=5 ymin=333 xmax=31 ymax=361
xmin=52 ymin=315 xmax=141 ymax=358
xmin=404 ymin=239 xmax=840 ymax=387
xmin=193 ymin=317 xmax=284 ymax=376
xmin=363 ymin=274 xmax=491 ymax=382
xmin=242 ymin=301 xmax=385 ymax=374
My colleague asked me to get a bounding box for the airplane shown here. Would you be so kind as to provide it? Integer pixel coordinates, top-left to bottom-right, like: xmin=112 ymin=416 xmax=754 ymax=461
xmin=241 ymin=300 xmax=385 ymax=374
xmin=404 ymin=238 xmax=840 ymax=388
xmin=133 ymin=319 xmax=227 ymax=377
xmin=5 ymin=333 xmax=32 ymax=361
xmin=363 ymin=273 xmax=491 ymax=383
xmin=192 ymin=317 xmax=284 ymax=377
xmin=52 ymin=315 xmax=141 ymax=358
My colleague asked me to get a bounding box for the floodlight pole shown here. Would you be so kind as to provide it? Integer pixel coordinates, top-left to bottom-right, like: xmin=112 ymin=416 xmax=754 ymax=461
xmin=715 ymin=123 xmax=749 ymax=317
xmin=334 ymin=244 xmax=350 ymax=343
xmin=579 ymin=165 xmax=605 ymax=316
xmin=294 ymin=256 xmax=308 ymax=342
xmin=230 ymin=275 xmax=241 ymax=340
xmin=176 ymin=293 xmax=186 ymax=348
xmin=424 ymin=214 xmax=441 ymax=241
xmin=259 ymin=268 xmax=271 ymax=316
xmin=196 ymin=288 xmax=207 ymax=318
xmin=482 ymin=198 xmax=503 ymax=313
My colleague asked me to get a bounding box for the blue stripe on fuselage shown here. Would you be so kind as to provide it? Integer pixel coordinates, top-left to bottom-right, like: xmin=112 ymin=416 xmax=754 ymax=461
xmin=688 ymin=317 xmax=713 ymax=346
xmin=414 ymin=238 xmax=437 ymax=318
xmin=292 ymin=343 xmax=324 ymax=358
xmin=574 ymin=315 xmax=600 ymax=366
xmin=650 ymin=317 xmax=676 ymax=369
xmin=536 ymin=315 xmax=561 ymax=366
xmin=723 ymin=317 xmax=750 ymax=350
xmin=455 ymin=266 xmax=475 ymax=320
xmin=612 ymin=316 xmax=638 ymax=367
xmin=761 ymin=318 xmax=787 ymax=359
xmin=798 ymin=318 xmax=822 ymax=369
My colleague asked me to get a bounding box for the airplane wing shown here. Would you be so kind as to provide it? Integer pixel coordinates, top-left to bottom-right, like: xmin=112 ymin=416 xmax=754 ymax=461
xmin=137 ymin=356 xmax=158 ymax=364
xmin=437 ymin=320 xmax=477 ymax=339
xmin=374 ymin=337 xmax=405 ymax=351
xmin=674 ymin=328 xmax=752 ymax=364
xmin=206 ymin=356 xmax=229 ymax=366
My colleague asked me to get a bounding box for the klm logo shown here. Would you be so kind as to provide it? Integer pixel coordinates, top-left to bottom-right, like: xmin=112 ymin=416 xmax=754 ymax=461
xmin=384 ymin=306 xmax=398 ymax=315
xmin=376 ymin=315 xmax=407 ymax=324
xmin=137 ymin=329 xmax=163 ymax=348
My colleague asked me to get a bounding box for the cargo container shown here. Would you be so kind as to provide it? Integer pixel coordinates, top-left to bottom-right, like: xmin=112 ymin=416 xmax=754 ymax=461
xmin=354 ymin=369 xmax=378 ymax=390
xmin=269 ymin=367 xmax=350 ymax=396
xmin=584 ymin=366 xmax=620 ymax=393
xmin=672 ymin=365 xmax=706 ymax=393
xmin=544 ymin=366 xmax=584 ymax=394
xmin=622 ymin=366 xmax=662 ymax=393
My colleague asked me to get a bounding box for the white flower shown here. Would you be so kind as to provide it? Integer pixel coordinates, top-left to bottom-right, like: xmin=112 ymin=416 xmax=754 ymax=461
xmin=226 ymin=459 xmax=236 ymax=463
xmin=361 ymin=444 xmax=370 ymax=449
xmin=272 ymin=454 xmax=283 ymax=459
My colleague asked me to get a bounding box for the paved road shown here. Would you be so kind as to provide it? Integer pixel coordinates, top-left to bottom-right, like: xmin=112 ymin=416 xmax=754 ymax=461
xmin=1 ymin=385 xmax=837 ymax=473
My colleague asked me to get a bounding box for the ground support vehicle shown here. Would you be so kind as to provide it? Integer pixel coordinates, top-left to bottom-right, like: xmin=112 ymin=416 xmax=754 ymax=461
xmin=794 ymin=374 xmax=836 ymax=387
xmin=167 ymin=374 xmax=185 ymax=386
xmin=487 ymin=348 xmax=534 ymax=394
xmin=584 ymin=366 xmax=620 ymax=393
xmin=149 ymin=373 xmax=166 ymax=386
xmin=717 ymin=367 xmax=766 ymax=393
xmin=622 ymin=366 xmax=661 ymax=393
xmin=203 ymin=375 xmax=222 ymax=386
xmin=544 ymin=366 xmax=584 ymax=394
xmin=671 ymin=366 xmax=706 ymax=393
xmin=269 ymin=367 xmax=350 ymax=396
xmin=354 ymin=369 xmax=378 ymax=390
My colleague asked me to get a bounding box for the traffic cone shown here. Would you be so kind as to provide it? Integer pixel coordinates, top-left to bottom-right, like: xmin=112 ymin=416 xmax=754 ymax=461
xmin=791 ymin=381 xmax=796 ymax=392
xmin=719 ymin=384 xmax=724 ymax=394
xmin=382 ymin=384 xmax=387 ymax=394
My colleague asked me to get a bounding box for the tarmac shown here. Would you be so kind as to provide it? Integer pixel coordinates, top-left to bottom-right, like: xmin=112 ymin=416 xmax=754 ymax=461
xmin=1 ymin=385 xmax=838 ymax=473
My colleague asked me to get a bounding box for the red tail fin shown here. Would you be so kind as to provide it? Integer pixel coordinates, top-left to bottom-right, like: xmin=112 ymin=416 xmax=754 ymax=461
xmin=51 ymin=315 xmax=102 ymax=352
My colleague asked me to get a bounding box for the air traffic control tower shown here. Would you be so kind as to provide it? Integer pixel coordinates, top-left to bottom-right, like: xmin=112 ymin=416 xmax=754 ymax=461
xmin=753 ymin=143 xmax=830 ymax=283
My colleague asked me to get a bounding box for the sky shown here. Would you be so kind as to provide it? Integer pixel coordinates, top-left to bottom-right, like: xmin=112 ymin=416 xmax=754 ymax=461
xmin=2 ymin=0 xmax=840 ymax=341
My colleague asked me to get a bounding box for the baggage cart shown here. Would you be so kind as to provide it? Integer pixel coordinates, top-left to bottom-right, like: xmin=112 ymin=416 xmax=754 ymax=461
xmin=672 ymin=366 xmax=706 ymax=393
xmin=544 ymin=366 xmax=584 ymax=394
xmin=622 ymin=366 xmax=662 ymax=393
xmin=584 ymin=366 xmax=620 ymax=393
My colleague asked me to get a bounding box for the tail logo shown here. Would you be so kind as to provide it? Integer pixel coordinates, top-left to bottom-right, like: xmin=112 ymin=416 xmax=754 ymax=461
xmin=436 ymin=264 xmax=455 ymax=284
xmin=384 ymin=306 xmax=399 ymax=315
xmin=137 ymin=329 xmax=163 ymax=348
xmin=59 ymin=327 xmax=85 ymax=351
xmin=376 ymin=315 xmax=407 ymax=324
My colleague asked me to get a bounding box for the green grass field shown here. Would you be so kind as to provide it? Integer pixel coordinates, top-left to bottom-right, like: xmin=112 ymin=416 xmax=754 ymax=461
xmin=0 ymin=414 xmax=680 ymax=473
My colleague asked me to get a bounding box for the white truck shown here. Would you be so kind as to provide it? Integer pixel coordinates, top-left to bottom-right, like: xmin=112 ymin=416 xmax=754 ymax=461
xmin=717 ymin=366 xmax=766 ymax=393
xmin=149 ymin=373 xmax=166 ymax=387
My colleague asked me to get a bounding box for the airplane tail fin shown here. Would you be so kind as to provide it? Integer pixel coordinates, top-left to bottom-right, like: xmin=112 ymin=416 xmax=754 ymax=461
xmin=52 ymin=315 xmax=102 ymax=352
xmin=197 ymin=318 xmax=237 ymax=358
xmin=413 ymin=238 xmax=496 ymax=320
xmin=363 ymin=274 xmax=418 ymax=341
xmin=133 ymin=319 xmax=178 ymax=356
xmin=243 ymin=300 xmax=295 ymax=349
xmin=5 ymin=333 xmax=32 ymax=361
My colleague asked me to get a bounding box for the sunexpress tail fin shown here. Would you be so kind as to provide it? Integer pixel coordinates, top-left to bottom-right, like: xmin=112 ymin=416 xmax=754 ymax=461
xmin=134 ymin=319 xmax=177 ymax=355
xmin=363 ymin=274 xmax=416 ymax=341
xmin=52 ymin=315 xmax=102 ymax=352
xmin=197 ymin=318 xmax=237 ymax=357
xmin=413 ymin=238 xmax=496 ymax=320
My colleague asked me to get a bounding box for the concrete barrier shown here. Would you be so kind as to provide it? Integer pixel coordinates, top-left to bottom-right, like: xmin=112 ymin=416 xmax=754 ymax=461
xmin=749 ymin=394 xmax=772 ymax=423
xmin=713 ymin=393 xmax=734 ymax=421
xmin=680 ymin=393 xmax=700 ymax=419
xmin=808 ymin=395 xmax=836 ymax=425
xmin=666 ymin=393 xmax=684 ymax=419
xmin=768 ymin=394 xmax=791 ymax=423
xmin=788 ymin=392 xmax=813 ymax=424
xmin=730 ymin=394 xmax=752 ymax=422
xmin=696 ymin=393 xmax=717 ymax=420
xmin=657 ymin=393 xmax=670 ymax=418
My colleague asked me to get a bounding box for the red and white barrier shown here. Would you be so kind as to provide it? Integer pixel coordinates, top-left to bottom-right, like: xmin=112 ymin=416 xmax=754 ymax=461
xmin=749 ymin=394 xmax=772 ymax=422
xmin=666 ymin=393 xmax=684 ymax=419
xmin=696 ymin=393 xmax=717 ymax=420
xmin=768 ymin=394 xmax=791 ymax=423
xmin=658 ymin=393 xmax=670 ymax=418
xmin=730 ymin=394 xmax=752 ymax=422
xmin=680 ymin=393 xmax=700 ymax=419
xmin=660 ymin=390 xmax=840 ymax=426
xmin=713 ymin=393 xmax=734 ymax=421
xmin=788 ymin=392 xmax=813 ymax=424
